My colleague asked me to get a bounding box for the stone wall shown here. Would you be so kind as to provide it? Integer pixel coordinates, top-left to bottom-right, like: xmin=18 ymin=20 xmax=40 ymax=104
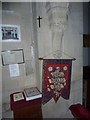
xmin=36 ymin=2 xmax=83 ymax=118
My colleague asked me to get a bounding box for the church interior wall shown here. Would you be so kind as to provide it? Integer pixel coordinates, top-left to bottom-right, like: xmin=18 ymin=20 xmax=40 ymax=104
xmin=36 ymin=2 xmax=83 ymax=118
xmin=0 ymin=2 xmax=2 ymax=119
xmin=1 ymin=2 xmax=83 ymax=118
xmin=2 ymin=3 xmax=36 ymax=118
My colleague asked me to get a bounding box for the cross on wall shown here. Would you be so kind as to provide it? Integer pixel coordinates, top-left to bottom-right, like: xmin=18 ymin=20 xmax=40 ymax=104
xmin=37 ymin=16 xmax=42 ymax=28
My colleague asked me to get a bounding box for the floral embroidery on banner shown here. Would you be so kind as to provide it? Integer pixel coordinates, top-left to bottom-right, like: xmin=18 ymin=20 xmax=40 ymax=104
xmin=42 ymin=59 xmax=72 ymax=104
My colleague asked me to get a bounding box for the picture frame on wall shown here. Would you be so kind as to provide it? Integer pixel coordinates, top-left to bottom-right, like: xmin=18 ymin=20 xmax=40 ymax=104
xmin=1 ymin=49 xmax=25 ymax=66
xmin=1 ymin=24 xmax=21 ymax=42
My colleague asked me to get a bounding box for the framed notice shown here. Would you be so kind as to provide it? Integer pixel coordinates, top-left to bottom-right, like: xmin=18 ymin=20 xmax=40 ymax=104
xmin=1 ymin=24 xmax=21 ymax=42
xmin=1 ymin=49 xmax=25 ymax=66
xmin=13 ymin=92 xmax=24 ymax=102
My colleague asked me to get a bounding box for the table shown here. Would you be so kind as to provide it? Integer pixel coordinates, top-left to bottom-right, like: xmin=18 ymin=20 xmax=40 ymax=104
xmin=10 ymin=92 xmax=42 ymax=119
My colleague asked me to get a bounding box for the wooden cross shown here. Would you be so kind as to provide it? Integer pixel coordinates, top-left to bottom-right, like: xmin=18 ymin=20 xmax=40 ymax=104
xmin=37 ymin=16 xmax=42 ymax=28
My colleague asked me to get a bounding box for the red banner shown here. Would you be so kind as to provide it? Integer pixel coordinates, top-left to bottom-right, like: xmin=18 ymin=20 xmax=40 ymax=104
xmin=42 ymin=59 xmax=72 ymax=104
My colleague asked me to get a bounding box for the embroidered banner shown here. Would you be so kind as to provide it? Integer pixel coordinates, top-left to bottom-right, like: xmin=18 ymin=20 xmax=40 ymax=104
xmin=42 ymin=59 xmax=72 ymax=104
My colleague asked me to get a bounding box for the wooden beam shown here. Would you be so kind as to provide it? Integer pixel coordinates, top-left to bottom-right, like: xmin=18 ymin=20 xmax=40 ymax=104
xmin=83 ymin=34 xmax=90 ymax=47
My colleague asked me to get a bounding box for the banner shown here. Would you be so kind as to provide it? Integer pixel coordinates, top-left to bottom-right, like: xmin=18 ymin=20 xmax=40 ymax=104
xmin=42 ymin=59 xmax=72 ymax=104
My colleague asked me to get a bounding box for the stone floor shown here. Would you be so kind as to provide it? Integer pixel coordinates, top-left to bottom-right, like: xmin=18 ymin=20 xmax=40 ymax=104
xmin=2 ymin=110 xmax=13 ymax=119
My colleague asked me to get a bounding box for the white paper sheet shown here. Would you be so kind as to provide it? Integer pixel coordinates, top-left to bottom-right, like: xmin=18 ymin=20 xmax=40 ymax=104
xmin=9 ymin=64 xmax=20 ymax=77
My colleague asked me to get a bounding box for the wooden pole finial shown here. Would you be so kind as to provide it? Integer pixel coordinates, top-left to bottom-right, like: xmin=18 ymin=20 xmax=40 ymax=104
xmin=38 ymin=57 xmax=43 ymax=60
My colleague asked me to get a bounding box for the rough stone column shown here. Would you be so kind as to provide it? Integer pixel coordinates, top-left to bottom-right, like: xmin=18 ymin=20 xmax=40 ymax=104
xmin=46 ymin=2 xmax=69 ymax=58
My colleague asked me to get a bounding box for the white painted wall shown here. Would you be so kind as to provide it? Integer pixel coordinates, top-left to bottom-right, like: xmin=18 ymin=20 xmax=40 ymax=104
xmin=2 ymin=3 xmax=36 ymax=118
xmin=2 ymin=2 xmax=83 ymax=119
xmin=0 ymin=2 xmax=2 ymax=119
xmin=36 ymin=2 xmax=83 ymax=118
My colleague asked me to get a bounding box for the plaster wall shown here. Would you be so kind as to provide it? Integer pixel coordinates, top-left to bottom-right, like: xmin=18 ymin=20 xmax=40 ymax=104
xmin=0 ymin=2 xmax=2 ymax=119
xmin=36 ymin=2 xmax=83 ymax=118
xmin=1 ymin=2 xmax=83 ymax=119
xmin=2 ymin=3 xmax=36 ymax=117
